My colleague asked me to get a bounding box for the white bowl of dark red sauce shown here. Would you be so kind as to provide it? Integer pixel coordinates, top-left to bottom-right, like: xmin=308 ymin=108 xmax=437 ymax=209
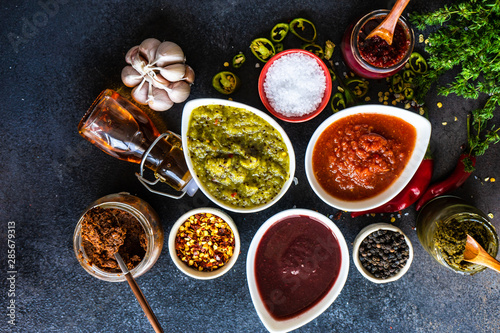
xmin=247 ymin=209 xmax=349 ymax=332
xmin=305 ymin=104 xmax=431 ymax=212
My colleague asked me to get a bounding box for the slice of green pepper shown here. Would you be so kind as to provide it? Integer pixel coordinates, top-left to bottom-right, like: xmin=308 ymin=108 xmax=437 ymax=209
xmin=409 ymin=52 xmax=428 ymax=74
xmin=324 ymin=40 xmax=335 ymax=61
xmin=345 ymin=78 xmax=369 ymax=98
xmin=275 ymin=43 xmax=284 ymax=53
xmin=391 ymin=73 xmax=404 ymax=94
xmin=212 ymin=71 xmax=240 ymax=95
xmin=331 ymin=92 xmax=346 ymax=112
xmin=270 ymin=23 xmax=289 ymax=43
xmin=250 ymin=38 xmax=276 ymax=62
xmin=328 ymin=68 xmax=337 ymax=82
xmin=289 ymin=18 xmax=317 ymax=43
xmin=302 ymin=43 xmax=324 ymax=58
xmin=403 ymin=87 xmax=414 ymax=99
xmin=232 ymin=53 xmax=246 ymax=68
xmin=402 ymin=69 xmax=416 ymax=83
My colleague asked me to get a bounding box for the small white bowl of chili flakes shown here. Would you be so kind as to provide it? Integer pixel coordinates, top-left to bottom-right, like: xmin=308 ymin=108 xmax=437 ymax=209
xmin=168 ymin=208 xmax=240 ymax=279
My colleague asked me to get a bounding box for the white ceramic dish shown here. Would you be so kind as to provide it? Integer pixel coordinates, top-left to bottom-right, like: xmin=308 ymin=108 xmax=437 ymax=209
xmin=168 ymin=207 xmax=240 ymax=280
xmin=352 ymin=223 xmax=413 ymax=284
xmin=181 ymin=98 xmax=296 ymax=213
xmin=247 ymin=209 xmax=349 ymax=333
xmin=305 ymin=104 xmax=431 ymax=212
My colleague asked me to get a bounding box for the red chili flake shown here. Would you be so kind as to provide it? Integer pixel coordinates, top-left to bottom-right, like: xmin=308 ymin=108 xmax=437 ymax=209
xmin=174 ymin=213 xmax=235 ymax=272
xmin=231 ymin=192 xmax=237 ymax=198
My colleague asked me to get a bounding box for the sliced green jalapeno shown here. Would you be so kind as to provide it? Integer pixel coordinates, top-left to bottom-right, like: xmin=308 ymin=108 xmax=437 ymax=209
xmin=328 ymin=68 xmax=337 ymax=82
xmin=250 ymin=38 xmax=276 ymax=62
xmin=345 ymin=78 xmax=369 ymax=97
xmin=302 ymin=43 xmax=324 ymax=58
xmin=391 ymin=73 xmax=404 ymax=94
xmin=275 ymin=43 xmax=284 ymax=53
xmin=408 ymin=52 xmax=428 ymax=74
xmin=289 ymin=18 xmax=317 ymax=43
xmin=403 ymin=87 xmax=414 ymax=99
xmin=232 ymin=53 xmax=246 ymax=68
xmin=402 ymin=69 xmax=416 ymax=83
xmin=324 ymin=40 xmax=335 ymax=61
xmin=270 ymin=23 xmax=289 ymax=43
xmin=212 ymin=71 xmax=240 ymax=95
xmin=331 ymin=92 xmax=346 ymax=112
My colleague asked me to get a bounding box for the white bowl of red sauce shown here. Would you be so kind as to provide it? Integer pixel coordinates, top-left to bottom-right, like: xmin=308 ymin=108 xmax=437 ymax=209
xmin=305 ymin=104 xmax=431 ymax=212
xmin=247 ymin=209 xmax=349 ymax=332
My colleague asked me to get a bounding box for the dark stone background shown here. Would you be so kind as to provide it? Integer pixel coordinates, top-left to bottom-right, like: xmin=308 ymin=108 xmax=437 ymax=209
xmin=1 ymin=0 xmax=499 ymax=332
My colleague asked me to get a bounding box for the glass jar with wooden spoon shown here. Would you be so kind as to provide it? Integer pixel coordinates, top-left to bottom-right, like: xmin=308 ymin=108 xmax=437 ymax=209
xmin=340 ymin=9 xmax=414 ymax=79
xmin=416 ymin=196 xmax=498 ymax=275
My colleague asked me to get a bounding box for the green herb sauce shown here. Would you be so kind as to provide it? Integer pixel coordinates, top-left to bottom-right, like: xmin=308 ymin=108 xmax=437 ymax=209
xmin=187 ymin=105 xmax=289 ymax=208
xmin=434 ymin=217 xmax=495 ymax=271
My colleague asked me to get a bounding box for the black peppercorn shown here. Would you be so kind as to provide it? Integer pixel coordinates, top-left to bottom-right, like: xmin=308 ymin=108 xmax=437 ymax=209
xmin=358 ymin=229 xmax=410 ymax=279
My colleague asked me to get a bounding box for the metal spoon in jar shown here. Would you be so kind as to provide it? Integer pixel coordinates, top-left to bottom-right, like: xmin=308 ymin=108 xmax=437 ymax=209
xmin=365 ymin=0 xmax=411 ymax=45
xmin=463 ymin=234 xmax=500 ymax=273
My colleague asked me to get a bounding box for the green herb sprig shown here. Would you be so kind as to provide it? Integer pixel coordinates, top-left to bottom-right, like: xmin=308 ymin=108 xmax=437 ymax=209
xmin=411 ymin=0 xmax=500 ymax=158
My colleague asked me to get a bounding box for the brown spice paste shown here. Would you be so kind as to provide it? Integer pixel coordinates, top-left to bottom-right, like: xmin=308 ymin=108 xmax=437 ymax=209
xmin=81 ymin=207 xmax=147 ymax=273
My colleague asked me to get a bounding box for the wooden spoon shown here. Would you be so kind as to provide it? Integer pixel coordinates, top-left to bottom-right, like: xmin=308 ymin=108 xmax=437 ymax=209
xmin=114 ymin=253 xmax=164 ymax=333
xmin=365 ymin=0 xmax=411 ymax=45
xmin=463 ymin=234 xmax=500 ymax=273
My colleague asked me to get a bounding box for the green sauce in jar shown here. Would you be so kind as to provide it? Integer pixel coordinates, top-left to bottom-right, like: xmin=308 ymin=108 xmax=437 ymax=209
xmin=187 ymin=105 xmax=289 ymax=208
xmin=416 ymin=196 xmax=498 ymax=275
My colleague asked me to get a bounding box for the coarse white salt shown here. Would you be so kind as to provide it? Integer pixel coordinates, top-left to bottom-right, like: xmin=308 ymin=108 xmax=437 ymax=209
xmin=263 ymin=53 xmax=326 ymax=117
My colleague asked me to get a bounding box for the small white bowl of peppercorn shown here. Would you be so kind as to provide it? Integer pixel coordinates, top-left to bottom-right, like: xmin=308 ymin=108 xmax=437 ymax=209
xmin=168 ymin=207 xmax=240 ymax=280
xmin=353 ymin=223 xmax=413 ymax=283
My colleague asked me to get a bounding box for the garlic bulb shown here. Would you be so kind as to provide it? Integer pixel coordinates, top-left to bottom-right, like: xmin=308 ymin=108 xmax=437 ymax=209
xmin=121 ymin=38 xmax=195 ymax=111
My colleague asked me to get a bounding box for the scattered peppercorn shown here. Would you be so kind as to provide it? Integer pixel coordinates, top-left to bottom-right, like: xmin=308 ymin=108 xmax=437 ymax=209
xmin=358 ymin=229 xmax=409 ymax=279
xmin=175 ymin=213 xmax=235 ymax=272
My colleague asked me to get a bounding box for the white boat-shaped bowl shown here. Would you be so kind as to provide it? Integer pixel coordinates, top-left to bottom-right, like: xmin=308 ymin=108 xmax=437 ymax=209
xmin=246 ymin=209 xmax=349 ymax=332
xmin=305 ymin=104 xmax=431 ymax=212
xmin=181 ymin=98 xmax=296 ymax=213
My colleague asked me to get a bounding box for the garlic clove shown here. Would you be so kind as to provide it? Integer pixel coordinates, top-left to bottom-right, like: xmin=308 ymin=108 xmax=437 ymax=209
xmin=149 ymin=87 xmax=174 ymax=111
xmin=121 ymin=66 xmax=144 ymax=87
xmin=153 ymin=41 xmax=185 ymax=67
xmin=151 ymin=73 xmax=171 ymax=90
xmin=166 ymin=80 xmax=191 ymax=103
xmin=139 ymin=38 xmax=161 ymax=62
xmin=184 ymin=65 xmax=196 ymax=84
xmin=131 ymin=82 xmax=149 ymax=105
xmin=159 ymin=63 xmax=186 ymax=82
xmin=125 ymin=46 xmax=139 ymax=65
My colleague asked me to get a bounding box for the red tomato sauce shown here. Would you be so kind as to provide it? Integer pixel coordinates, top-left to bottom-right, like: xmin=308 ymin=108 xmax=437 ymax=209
xmin=357 ymin=18 xmax=410 ymax=68
xmin=255 ymin=215 xmax=341 ymax=320
xmin=312 ymin=113 xmax=416 ymax=201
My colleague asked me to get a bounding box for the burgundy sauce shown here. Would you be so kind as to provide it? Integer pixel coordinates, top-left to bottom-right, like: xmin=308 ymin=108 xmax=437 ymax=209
xmin=357 ymin=18 xmax=410 ymax=68
xmin=254 ymin=215 xmax=341 ymax=320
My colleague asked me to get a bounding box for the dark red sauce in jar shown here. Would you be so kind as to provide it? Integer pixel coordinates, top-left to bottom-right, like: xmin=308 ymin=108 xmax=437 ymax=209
xmin=312 ymin=113 xmax=416 ymax=201
xmin=254 ymin=215 xmax=341 ymax=320
xmin=358 ymin=18 xmax=411 ymax=68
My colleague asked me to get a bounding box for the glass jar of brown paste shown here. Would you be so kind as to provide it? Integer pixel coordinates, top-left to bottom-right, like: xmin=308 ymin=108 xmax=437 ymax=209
xmin=73 ymin=192 xmax=163 ymax=282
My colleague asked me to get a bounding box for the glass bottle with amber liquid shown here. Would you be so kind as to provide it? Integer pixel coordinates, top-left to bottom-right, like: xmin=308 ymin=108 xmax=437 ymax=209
xmin=78 ymin=89 xmax=196 ymax=198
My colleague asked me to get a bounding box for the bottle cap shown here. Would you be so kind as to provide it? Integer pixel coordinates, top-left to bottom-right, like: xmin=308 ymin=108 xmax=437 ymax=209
xmin=183 ymin=178 xmax=199 ymax=197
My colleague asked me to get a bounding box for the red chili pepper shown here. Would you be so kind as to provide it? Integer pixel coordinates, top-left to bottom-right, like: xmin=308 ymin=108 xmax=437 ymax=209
xmin=415 ymin=153 xmax=476 ymax=211
xmin=351 ymin=157 xmax=434 ymax=218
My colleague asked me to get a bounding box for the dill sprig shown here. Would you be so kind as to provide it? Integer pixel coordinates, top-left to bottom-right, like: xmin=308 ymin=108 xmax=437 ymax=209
xmin=411 ymin=0 xmax=500 ymax=157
